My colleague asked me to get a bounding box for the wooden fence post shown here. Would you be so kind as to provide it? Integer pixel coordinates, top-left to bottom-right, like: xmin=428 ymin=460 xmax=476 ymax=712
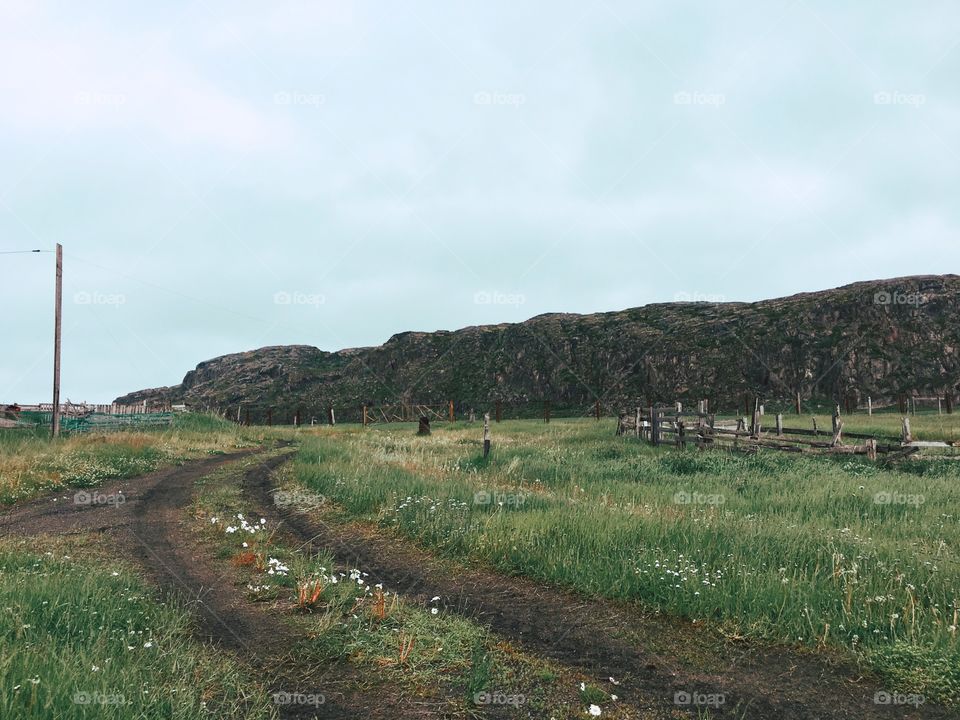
xmin=795 ymin=391 xmax=802 ymax=415
xmin=267 ymin=408 xmax=272 ymax=426
xmin=866 ymin=438 xmax=877 ymax=461
xmin=495 ymin=400 xmax=502 ymax=423
xmin=483 ymin=413 xmax=491 ymax=458
xmin=812 ymin=417 xmax=819 ymax=436
xmin=362 ymin=405 xmax=368 ymax=427
xmin=901 ymin=417 xmax=912 ymax=444
xmin=543 ymin=400 xmax=550 ymax=423
xmin=417 ymin=416 xmax=431 ymax=436
xmin=651 ymin=408 xmax=660 ymax=446
xmin=751 ymin=398 xmax=761 ymax=439
xmin=595 ymin=400 xmax=601 ymax=421
xmin=448 ymin=400 xmax=455 ymax=423
xmin=867 ymin=396 xmax=872 ymax=416
xmin=635 ymin=407 xmax=641 ymax=439
xmin=831 ymin=416 xmax=844 ymax=447
xmin=776 ymin=413 xmax=783 ymax=438
xmin=947 ymin=394 xmax=954 ymax=414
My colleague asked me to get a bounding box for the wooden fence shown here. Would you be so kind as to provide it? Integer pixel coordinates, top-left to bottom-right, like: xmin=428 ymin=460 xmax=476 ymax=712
xmin=616 ymin=402 xmax=958 ymax=461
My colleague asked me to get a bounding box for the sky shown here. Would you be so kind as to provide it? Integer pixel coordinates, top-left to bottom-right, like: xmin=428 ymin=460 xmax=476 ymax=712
xmin=2 ymin=1 xmax=959 ymax=403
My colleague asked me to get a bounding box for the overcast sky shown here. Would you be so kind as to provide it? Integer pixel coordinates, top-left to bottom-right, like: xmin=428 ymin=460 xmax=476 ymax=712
xmin=2 ymin=1 xmax=958 ymax=403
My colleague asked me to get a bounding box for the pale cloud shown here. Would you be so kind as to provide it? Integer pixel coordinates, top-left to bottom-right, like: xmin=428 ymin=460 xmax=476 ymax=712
xmin=0 ymin=3 xmax=292 ymax=150
xmin=1 ymin=0 xmax=958 ymax=401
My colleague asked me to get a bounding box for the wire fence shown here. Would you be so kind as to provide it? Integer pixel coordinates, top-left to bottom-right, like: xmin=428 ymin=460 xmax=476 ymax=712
xmin=5 ymin=411 xmax=175 ymax=433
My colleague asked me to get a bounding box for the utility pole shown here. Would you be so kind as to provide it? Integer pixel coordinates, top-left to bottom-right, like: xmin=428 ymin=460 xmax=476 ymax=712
xmin=52 ymin=243 xmax=62 ymax=438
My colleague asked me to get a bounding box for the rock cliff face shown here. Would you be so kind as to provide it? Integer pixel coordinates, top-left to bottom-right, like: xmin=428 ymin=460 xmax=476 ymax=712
xmin=116 ymin=275 xmax=960 ymax=418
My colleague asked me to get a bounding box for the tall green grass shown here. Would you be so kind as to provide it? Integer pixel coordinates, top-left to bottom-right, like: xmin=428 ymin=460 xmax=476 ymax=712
xmin=294 ymin=419 xmax=960 ymax=703
xmin=0 ymin=548 xmax=272 ymax=719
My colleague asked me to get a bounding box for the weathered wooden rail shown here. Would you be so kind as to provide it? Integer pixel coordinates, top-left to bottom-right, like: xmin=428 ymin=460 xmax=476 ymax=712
xmin=616 ymin=403 xmax=957 ymax=461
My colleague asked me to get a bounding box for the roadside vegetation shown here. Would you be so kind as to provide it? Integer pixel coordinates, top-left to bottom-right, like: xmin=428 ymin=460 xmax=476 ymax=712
xmin=291 ymin=416 xmax=960 ymax=704
xmin=0 ymin=414 xmax=286 ymax=505
xmin=0 ymin=534 xmax=273 ymax=720
xmin=189 ymin=457 xmax=627 ymax=719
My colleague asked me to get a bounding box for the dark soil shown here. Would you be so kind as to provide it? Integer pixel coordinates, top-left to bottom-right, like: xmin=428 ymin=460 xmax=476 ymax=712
xmin=0 ymin=450 xmax=435 ymax=719
xmin=3 ymin=449 xmax=951 ymax=719
xmin=243 ymin=456 xmax=952 ymax=720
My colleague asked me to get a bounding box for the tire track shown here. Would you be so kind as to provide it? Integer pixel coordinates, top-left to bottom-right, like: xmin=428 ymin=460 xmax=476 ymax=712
xmin=1 ymin=450 xmax=433 ymax=719
xmin=244 ymin=456 xmax=950 ymax=720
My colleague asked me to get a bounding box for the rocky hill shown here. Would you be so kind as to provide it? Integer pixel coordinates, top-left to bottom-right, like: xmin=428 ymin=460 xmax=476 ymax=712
xmin=116 ymin=275 xmax=960 ymax=420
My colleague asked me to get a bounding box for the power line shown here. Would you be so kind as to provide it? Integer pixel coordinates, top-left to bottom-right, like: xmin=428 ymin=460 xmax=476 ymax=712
xmin=0 ymin=249 xmax=50 ymax=254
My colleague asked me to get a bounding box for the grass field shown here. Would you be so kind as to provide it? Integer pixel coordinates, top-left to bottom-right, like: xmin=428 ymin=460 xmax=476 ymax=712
xmin=3 ymin=411 xmax=959 ymax=715
xmin=292 ymin=415 xmax=960 ymax=703
xmin=0 ymin=415 xmax=282 ymax=505
xmin=0 ymin=536 xmax=272 ymax=719
xmin=188 ymin=457 xmax=624 ymax=718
